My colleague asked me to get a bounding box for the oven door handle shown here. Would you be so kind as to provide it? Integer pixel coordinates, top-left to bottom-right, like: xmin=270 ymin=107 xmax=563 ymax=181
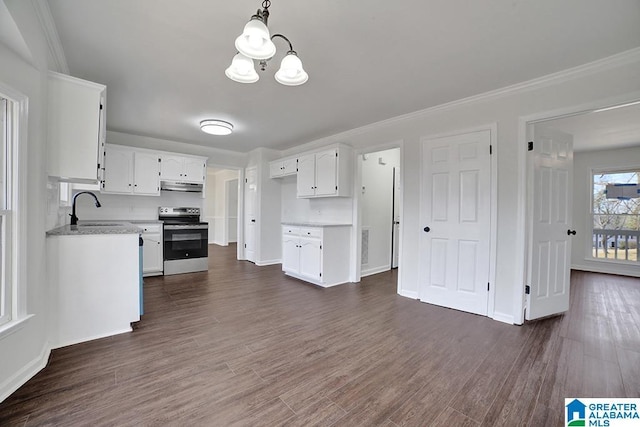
xmin=164 ymin=225 xmax=209 ymax=230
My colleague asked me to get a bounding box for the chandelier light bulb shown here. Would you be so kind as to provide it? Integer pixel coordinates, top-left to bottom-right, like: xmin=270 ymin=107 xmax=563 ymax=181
xmin=235 ymin=18 xmax=276 ymax=60
xmin=274 ymin=52 xmax=308 ymax=86
xmin=225 ymin=53 xmax=259 ymax=83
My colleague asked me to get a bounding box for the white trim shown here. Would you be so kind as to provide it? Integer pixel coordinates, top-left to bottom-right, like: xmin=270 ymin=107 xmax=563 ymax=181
xmin=516 ymin=91 xmax=640 ymax=325
xmin=571 ymin=263 xmax=640 ymax=278
xmin=398 ymin=290 xmax=418 ymax=299
xmin=0 ymin=313 xmax=34 ymax=340
xmin=255 ymin=259 xmax=280 ymax=266
xmin=282 ymin=48 xmax=640 ymax=156
xmin=492 ymin=312 xmax=515 ymax=325
xmin=361 ymin=265 xmax=391 ymax=278
xmin=0 ymin=344 xmax=50 ymax=403
xmin=52 ymin=328 xmax=132 ymax=350
xmin=33 ymin=0 xmax=70 ymax=73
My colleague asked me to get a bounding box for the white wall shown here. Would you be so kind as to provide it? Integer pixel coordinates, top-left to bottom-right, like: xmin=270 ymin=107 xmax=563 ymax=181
xmin=280 ymin=51 xmax=640 ymax=323
xmin=69 ymin=189 xmax=205 ymax=222
xmin=360 ymin=148 xmax=400 ymax=276
xmin=572 ymin=146 xmax=640 ymax=277
xmin=0 ymin=0 xmax=52 ymax=402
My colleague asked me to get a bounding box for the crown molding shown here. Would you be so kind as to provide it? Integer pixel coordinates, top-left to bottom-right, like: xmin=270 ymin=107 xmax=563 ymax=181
xmin=283 ymin=47 xmax=640 ymax=156
xmin=32 ymin=0 xmax=69 ymax=74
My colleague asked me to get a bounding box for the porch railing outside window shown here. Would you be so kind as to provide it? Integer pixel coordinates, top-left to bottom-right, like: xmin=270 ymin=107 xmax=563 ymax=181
xmin=592 ymin=225 xmax=640 ymax=262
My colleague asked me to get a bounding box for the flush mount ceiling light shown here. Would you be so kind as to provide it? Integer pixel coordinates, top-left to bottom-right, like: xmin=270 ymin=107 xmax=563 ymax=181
xmin=200 ymin=120 xmax=234 ymax=136
xmin=225 ymin=0 xmax=308 ymax=86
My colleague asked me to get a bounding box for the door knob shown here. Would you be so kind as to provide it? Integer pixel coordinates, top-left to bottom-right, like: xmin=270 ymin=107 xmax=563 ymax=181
xmin=567 ymin=229 xmax=576 ymax=236
xmin=423 ymin=226 xmax=430 ymax=233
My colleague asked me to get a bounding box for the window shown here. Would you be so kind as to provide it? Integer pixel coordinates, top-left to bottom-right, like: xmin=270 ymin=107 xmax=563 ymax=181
xmin=0 ymin=96 xmax=14 ymax=326
xmin=592 ymin=170 xmax=640 ymax=263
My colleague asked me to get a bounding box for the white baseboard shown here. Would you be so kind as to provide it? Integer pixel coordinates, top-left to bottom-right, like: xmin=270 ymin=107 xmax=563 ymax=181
xmin=0 ymin=344 xmax=50 ymax=403
xmin=572 ymin=263 xmax=640 ymax=278
xmin=361 ymin=265 xmax=391 ymax=277
xmin=52 ymin=327 xmax=132 ymax=350
xmin=492 ymin=311 xmax=515 ymax=325
xmin=398 ymin=289 xmax=418 ymax=299
xmin=256 ymin=259 xmax=281 ymax=266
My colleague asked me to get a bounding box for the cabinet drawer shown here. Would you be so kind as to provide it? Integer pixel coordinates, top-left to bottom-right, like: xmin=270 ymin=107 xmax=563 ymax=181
xmin=282 ymin=226 xmax=301 ymax=236
xmin=139 ymin=224 xmax=162 ymax=234
xmin=299 ymin=227 xmax=322 ymax=238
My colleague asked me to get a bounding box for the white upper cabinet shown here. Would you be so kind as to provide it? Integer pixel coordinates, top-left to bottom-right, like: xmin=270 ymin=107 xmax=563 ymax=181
xmin=47 ymin=71 xmax=106 ymax=183
xmin=269 ymin=158 xmax=297 ymax=178
xmin=102 ymin=144 xmax=160 ymax=196
xmin=160 ymin=154 xmax=206 ymax=183
xmin=295 ymin=146 xmax=353 ymax=198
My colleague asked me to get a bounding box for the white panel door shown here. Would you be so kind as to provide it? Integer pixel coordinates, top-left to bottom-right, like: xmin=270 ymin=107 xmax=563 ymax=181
xmin=315 ymin=149 xmax=338 ymax=196
xmin=526 ymin=128 xmax=573 ymax=320
xmin=244 ymin=167 xmax=257 ymax=263
xmin=419 ymin=130 xmax=491 ymax=316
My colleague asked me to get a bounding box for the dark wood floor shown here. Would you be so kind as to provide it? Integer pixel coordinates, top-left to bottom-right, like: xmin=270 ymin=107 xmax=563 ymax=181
xmin=1 ymin=244 xmax=639 ymax=426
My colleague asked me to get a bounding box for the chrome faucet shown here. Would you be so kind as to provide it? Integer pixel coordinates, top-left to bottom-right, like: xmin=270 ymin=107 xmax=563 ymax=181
xmin=70 ymin=191 xmax=102 ymax=226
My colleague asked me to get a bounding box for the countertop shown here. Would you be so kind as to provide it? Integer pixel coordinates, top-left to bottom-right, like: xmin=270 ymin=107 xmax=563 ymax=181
xmin=281 ymin=221 xmax=352 ymax=227
xmin=46 ymin=221 xmax=142 ymax=236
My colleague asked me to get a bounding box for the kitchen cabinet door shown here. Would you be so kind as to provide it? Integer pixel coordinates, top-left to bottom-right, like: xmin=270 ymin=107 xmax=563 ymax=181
xmin=102 ymin=145 xmax=134 ymax=194
xmin=282 ymin=158 xmax=297 ymax=175
xmin=142 ymin=233 xmax=163 ymax=275
xmin=47 ymin=71 xmax=106 ymax=183
xmin=314 ymin=149 xmax=338 ymax=196
xmin=160 ymin=155 xmax=184 ymax=181
xmin=133 ymin=152 xmax=160 ymax=195
xmin=270 ymin=161 xmax=284 ymax=178
xmin=183 ymin=158 xmax=206 ymax=183
xmin=282 ymin=236 xmax=300 ymax=273
xmin=299 ymin=237 xmax=322 ymax=280
xmin=296 ymin=154 xmax=316 ymax=197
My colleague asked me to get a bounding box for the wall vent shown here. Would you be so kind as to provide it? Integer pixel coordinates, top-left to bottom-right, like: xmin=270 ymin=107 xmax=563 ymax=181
xmin=361 ymin=228 xmax=370 ymax=265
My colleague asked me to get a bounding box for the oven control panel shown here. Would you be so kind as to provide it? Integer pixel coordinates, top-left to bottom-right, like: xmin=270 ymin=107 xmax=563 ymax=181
xmin=159 ymin=207 xmax=200 ymax=217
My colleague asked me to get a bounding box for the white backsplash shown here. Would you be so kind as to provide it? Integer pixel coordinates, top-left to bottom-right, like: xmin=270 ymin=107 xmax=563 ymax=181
xmin=280 ymin=179 xmax=353 ymax=224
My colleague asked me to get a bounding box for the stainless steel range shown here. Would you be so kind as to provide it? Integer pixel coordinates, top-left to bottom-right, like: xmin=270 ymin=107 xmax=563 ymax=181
xmin=159 ymin=207 xmax=208 ymax=275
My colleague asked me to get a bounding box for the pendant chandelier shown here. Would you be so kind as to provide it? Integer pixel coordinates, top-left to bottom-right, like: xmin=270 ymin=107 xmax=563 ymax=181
xmin=225 ymin=0 xmax=308 ymax=86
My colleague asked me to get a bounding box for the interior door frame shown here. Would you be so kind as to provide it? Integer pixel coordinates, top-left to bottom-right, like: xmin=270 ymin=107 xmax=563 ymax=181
xmin=515 ymin=91 xmax=640 ymax=325
xmin=352 ymin=140 xmax=404 ymax=292
xmin=418 ymin=123 xmax=498 ymax=319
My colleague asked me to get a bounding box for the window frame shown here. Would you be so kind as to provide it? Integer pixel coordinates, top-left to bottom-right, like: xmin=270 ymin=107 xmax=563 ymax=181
xmin=0 ymin=81 xmax=28 ymax=333
xmin=589 ymin=166 xmax=640 ymax=265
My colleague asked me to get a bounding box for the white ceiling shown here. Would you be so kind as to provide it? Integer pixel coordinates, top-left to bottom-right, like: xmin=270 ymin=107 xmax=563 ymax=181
xmin=538 ymin=103 xmax=640 ymax=152
xmin=46 ymin=0 xmax=640 ymax=153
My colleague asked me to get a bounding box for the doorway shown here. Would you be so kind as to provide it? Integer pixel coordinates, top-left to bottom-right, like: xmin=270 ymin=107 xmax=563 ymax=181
xmin=359 ymin=148 xmax=401 ymax=278
xmin=521 ymin=99 xmax=640 ymax=322
xmin=204 ymin=167 xmax=240 ymax=246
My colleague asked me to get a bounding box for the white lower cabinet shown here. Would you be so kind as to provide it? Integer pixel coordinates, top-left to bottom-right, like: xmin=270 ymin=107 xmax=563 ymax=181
xmin=281 ymin=224 xmax=351 ymax=287
xmin=140 ymin=223 xmax=163 ymax=276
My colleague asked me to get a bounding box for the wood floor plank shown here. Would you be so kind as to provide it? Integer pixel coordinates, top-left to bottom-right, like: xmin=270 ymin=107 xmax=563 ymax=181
xmin=432 ymin=406 xmax=479 ymax=427
xmin=1 ymin=247 xmax=638 ymax=426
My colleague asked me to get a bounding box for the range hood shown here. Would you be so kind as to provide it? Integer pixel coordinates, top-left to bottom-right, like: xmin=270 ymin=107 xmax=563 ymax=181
xmin=160 ymin=181 xmax=203 ymax=193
